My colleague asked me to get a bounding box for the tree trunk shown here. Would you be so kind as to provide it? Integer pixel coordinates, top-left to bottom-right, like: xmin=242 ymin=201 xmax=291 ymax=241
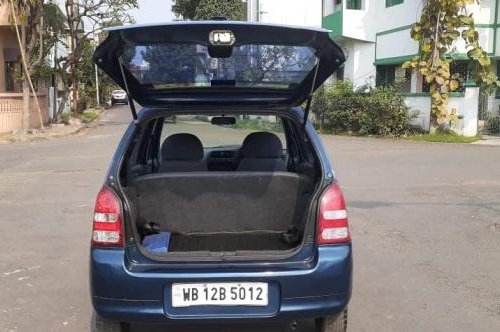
xmin=21 ymin=79 xmax=31 ymax=130
xmin=20 ymin=23 xmax=30 ymax=130
xmin=71 ymin=70 xmax=78 ymax=113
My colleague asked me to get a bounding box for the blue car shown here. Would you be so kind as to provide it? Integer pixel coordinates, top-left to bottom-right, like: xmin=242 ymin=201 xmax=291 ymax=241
xmin=90 ymin=21 xmax=351 ymax=332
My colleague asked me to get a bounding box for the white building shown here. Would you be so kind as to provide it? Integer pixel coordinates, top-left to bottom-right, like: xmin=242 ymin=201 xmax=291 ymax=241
xmin=248 ymin=0 xmax=500 ymax=136
xmin=322 ymin=0 xmax=500 ymax=136
xmin=247 ymin=0 xmax=322 ymax=27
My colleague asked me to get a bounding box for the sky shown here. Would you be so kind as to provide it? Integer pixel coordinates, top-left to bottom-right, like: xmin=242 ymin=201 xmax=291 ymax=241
xmin=128 ymin=0 xmax=174 ymax=24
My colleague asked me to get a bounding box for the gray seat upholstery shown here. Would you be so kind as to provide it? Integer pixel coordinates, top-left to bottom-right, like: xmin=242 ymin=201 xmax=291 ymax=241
xmin=237 ymin=132 xmax=287 ymax=172
xmin=132 ymin=172 xmax=313 ymax=233
xmin=159 ymin=133 xmax=206 ymax=172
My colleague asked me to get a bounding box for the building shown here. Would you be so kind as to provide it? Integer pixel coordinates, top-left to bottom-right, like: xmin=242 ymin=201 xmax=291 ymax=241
xmin=247 ymin=0 xmax=322 ymax=27
xmin=322 ymin=0 xmax=500 ymax=136
xmin=0 ymin=4 xmax=21 ymax=93
xmin=0 ymin=4 xmax=49 ymax=133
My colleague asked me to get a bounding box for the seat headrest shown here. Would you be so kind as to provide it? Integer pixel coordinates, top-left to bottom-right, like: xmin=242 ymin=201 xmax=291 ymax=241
xmin=241 ymin=132 xmax=283 ymax=159
xmin=161 ymin=133 xmax=204 ymax=161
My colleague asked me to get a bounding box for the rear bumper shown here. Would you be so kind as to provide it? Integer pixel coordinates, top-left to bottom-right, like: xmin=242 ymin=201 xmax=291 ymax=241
xmin=90 ymin=245 xmax=352 ymax=323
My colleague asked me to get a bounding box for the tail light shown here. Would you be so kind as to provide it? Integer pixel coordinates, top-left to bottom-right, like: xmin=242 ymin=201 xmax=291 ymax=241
xmin=91 ymin=186 xmax=124 ymax=247
xmin=317 ymin=183 xmax=351 ymax=245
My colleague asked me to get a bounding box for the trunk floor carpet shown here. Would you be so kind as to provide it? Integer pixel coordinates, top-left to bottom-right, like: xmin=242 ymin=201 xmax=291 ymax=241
xmin=169 ymin=232 xmax=294 ymax=252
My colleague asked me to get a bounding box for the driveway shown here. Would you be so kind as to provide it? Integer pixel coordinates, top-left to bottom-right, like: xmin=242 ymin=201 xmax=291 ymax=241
xmin=0 ymin=106 xmax=499 ymax=331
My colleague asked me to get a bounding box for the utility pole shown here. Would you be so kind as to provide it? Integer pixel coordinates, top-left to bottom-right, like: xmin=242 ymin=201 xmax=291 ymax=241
xmin=52 ymin=32 xmax=58 ymax=119
xmin=95 ymin=64 xmax=100 ymax=106
xmin=94 ymin=35 xmax=100 ymax=106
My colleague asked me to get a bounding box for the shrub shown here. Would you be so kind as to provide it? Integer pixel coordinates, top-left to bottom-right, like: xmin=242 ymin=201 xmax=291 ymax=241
xmin=233 ymin=118 xmax=283 ymax=132
xmin=79 ymin=111 xmax=99 ymax=123
xmin=485 ymin=114 xmax=500 ymax=134
xmin=313 ymin=80 xmax=412 ymax=137
xmin=60 ymin=112 xmax=71 ymax=125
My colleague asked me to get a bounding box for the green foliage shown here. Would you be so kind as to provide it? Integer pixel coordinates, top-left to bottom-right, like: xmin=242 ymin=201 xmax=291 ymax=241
xmin=76 ymin=39 xmax=118 ymax=109
xmin=172 ymin=0 xmax=246 ymax=20
xmin=405 ymin=134 xmax=481 ymax=143
xmin=78 ymin=111 xmax=100 ymax=124
xmin=313 ymin=80 xmax=411 ymax=138
xmin=485 ymin=113 xmax=500 ymax=134
xmin=172 ymin=0 xmax=201 ymax=19
xmin=142 ymin=45 xmax=198 ymax=83
xmin=233 ymin=118 xmax=283 ymax=133
xmin=403 ymin=0 xmax=500 ymax=124
xmin=60 ymin=112 xmax=71 ymax=125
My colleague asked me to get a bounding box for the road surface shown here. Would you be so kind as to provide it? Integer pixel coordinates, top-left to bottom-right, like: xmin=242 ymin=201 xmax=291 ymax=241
xmin=0 ymin=106 xmax=499 ymax=331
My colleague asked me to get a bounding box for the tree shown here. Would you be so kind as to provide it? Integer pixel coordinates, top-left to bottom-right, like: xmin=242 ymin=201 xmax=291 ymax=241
xmin=171 ymin=0 xmax=200 ymax=19
xmin=403 ymin=0 xmax=500 ymax=126
xmin=172 ymin=0 xmax=245 ymax=21
xmin=56 ymin=0 xmax=137 ymax=116
xmin=142 ymin=45 xmax=198 ymax=84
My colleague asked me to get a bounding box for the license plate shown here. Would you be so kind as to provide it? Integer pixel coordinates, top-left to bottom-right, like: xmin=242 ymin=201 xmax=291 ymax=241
xmin=172 ymin=282 xmax=268 ymax=307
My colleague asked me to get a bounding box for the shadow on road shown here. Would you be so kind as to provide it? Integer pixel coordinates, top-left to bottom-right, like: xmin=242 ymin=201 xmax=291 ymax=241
xmin=131 ymin=320 xmax=316 ymax=332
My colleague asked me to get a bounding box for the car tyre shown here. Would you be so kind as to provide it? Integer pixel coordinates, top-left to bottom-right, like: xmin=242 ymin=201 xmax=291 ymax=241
xmin=315 ymin=309 xmax=348 ymax=332
xmin=91 ymin=312 xmax=129 ymax=332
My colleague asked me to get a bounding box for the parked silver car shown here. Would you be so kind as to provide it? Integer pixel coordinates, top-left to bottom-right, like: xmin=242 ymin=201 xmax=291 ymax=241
xmin=111 ymin=90 xmax=128 ymax=106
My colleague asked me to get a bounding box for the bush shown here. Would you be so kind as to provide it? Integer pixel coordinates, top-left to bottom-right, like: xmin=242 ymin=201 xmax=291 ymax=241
xmin=60 ymin=112 xmax=71 ymax=125
xmin=485 ymin=115 xmax=500 ymax=134
xmin=79 ymin=111 xmax=99 ymax=124
xmin=313 ymin=80 xmax=412 ymax=137
xmin=233 ymin=118 xmax=282 ymax=132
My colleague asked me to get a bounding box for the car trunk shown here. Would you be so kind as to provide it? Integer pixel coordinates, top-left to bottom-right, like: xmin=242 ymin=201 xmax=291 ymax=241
xmin=125 ymin=171 xmax=316 ymax=255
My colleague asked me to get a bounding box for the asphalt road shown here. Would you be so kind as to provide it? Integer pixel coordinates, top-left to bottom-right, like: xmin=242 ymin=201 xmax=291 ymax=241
xmin=0 ymin=106 xmax=499 ymax=331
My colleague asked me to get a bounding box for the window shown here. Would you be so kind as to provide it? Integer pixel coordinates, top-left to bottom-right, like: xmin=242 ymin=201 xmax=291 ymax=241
xmin=422 ymin=61 xmax=470 ymax=93
xmin=386 ymin=0 xmax=403 ymax=8
xmin=336 ymin=66 xmax=345 ymax=80
xmin=160 ymin=115 xmax=286 ymax=149
xmin=347 ymin=0 xmax=362 ymax=10
xmin=334 ymin=0 xmax=342 ymax=12
xmin=123 ymin=44 xmax=318 ymax=91
xmin=376 ymin=65 xmax=411 ymax=92
xmin=5 ymin=62 xmax=17 ymax=92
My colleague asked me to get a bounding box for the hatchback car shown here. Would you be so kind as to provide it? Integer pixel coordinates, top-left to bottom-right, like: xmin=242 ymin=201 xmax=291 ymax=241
xmin=111 ymin=89 xmax=128 ymax=106
xmin=90 ymin=21 xmax=351 ymax=332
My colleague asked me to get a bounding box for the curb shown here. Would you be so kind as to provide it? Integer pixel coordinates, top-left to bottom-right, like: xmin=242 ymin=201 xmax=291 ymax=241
xmin=0 ymin=109 xmax=106 ymax=144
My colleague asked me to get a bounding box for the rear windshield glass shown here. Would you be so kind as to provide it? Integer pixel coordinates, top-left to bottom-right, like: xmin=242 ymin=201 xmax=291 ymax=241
xmin=161 ymin=115 xmax=286 ymax=149
xmin=122 ymin=44 xmax=317 ymax=89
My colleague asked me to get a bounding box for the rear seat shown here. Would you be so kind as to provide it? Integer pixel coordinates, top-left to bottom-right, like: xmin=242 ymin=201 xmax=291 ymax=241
xmin=132 ymin=172 xmax=313 ymax=234
xmin=159 ymin=133 xmax=206 ymax=172
xmin=237 ymin=132 xmax=287 ymax=172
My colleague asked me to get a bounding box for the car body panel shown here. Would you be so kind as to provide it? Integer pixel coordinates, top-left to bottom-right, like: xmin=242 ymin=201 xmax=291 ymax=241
xmin=90 ymin=245 xmax=352 ymax=323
